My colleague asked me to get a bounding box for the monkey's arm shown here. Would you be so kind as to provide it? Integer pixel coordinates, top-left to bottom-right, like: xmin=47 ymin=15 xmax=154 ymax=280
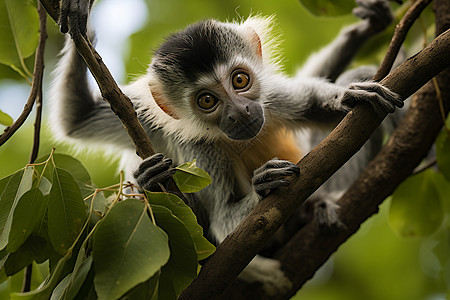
xmin=50 ymin=38 xmax=133 ymax=148
xmin=264 ymin=75 xmax=402 ymax=125
xmin=298 ymin=0 xmax=393 ymax=81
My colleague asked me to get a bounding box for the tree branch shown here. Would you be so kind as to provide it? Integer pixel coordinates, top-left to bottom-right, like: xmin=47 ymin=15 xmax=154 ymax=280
xmin=22 ymin=1 xmax=47 ymax=293
xmin=180 ymin=27 xmax=450 ymax=300
xmin=0 ymin=4 xmax=48 ymax=147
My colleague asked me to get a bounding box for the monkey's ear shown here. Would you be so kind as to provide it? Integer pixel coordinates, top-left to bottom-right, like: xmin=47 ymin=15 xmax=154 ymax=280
xmin=149 ymin=81 xmax=179 ymax=119
xmin=242 ymin=27 xmax=262 ymax=58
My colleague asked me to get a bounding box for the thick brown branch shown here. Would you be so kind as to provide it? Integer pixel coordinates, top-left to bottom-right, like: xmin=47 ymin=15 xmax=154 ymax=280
xmin=179 ymin=28 xmax=450 ymax=300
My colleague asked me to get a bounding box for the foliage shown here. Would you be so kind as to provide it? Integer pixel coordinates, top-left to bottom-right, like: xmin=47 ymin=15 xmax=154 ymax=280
xmin=0 ymin=0 xmax=39 ymax=79
xmin=0 ymin=151 xmax=214 ymax=299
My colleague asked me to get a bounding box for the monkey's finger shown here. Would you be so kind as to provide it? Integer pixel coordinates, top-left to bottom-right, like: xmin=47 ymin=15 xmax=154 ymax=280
xmin=135 ymin=158 xmax=173 ymax=183
xmin=254 ymin=179 xmax=291 ymax=197
xmin=139 ymin=169 xmax=176 ymax=191
xmin=253 ymin=166 xmax=300 ymax=186
xmin=134 ymin=153 xmax=167 ymax=177
xmin=256 ymin=159 xmax=300 ymax=173
xmin=59 ymin=0 xmax=71 ymax=34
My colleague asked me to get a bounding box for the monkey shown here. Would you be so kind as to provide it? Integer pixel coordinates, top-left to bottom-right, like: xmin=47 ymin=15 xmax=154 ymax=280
xmin=51 ymin=0 xmax=402 ymax=293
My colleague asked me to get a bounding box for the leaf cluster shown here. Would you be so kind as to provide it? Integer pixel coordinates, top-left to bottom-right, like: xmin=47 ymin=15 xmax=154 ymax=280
xmin=0 ymin=151 xmax=215 ymax=300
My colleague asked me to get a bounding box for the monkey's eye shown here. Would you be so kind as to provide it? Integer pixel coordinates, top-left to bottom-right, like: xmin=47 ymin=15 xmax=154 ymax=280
xmin=197 ymin=93 xmax=218 ymax=111
xmin=232 ymin=72 xmax=250 ymax=90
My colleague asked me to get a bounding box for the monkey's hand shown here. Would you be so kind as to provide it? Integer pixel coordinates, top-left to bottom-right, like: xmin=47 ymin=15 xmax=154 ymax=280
xmin=59 ymin=0 xmax=93 ymax=39
xmin=341 ymin=81 xmax=403 ymax=115
xmin=353 ymin=0 xmax=393 ymax=35
xmin=133 ymin=153 xmax=176 ymax=192
xmin=252 ymin=159 xmax=300 ymax=198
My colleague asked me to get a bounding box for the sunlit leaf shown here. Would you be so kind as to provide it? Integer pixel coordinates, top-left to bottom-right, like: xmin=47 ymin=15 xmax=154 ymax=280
xmin=173 ymin=160 xmax=212 ymax=193
xmin=50 ymin=274 xmax=72 ymax=300
xmin=48 ymin=168 xmax=87 ymax=255
xmin=389 ymin=170 xmax=444 ymax=237
xmin=7 ymin=188 xmax=47 ymax=252
xmin=62 ymin=238 xmax=93 ymax=300
xmin=436 ymin=129 xmax=450 ymax=181
xmin=0 ymin=167 xmax=33 ymax=250
xmin=146 ymin=192 xmax=215 ymax=261
xmin=0 ymin=109 xmax=13 ymax=126
xmin=93 ymin=199 xmax=170 ymax=300
xmin=0 ymin=0 xmax=39 ymax=71
xmin=152 ymin=205 xmax=198 ymax=299
xmin=299 ymin=0 xmax=355 ymax=16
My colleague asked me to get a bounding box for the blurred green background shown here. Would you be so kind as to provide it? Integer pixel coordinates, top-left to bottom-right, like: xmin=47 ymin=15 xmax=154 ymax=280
xmin=1 ymin=0 xmax=448 ymax=299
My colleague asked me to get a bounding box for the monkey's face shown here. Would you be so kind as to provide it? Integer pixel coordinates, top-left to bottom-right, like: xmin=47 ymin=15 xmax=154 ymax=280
xmin=150 ymin=19 xmax=268 ymax=142
xmin=191 ymin=64 xmax=265 ymax=141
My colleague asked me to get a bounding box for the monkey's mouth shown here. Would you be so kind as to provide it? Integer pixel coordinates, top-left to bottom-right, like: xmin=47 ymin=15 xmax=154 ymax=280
xmin=223 ymin=116 xmax=265 ymax=141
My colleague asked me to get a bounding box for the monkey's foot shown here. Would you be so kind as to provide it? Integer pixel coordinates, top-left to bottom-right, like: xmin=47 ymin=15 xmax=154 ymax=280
xmin=314 ymin=199 xmax=347 ymax=234
xmin=239 ymin=255 xmax=293 ymax=296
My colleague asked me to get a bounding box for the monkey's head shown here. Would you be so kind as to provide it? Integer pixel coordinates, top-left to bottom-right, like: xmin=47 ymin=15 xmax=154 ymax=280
xmin=148 ymin=17 xmax=281 ymax=142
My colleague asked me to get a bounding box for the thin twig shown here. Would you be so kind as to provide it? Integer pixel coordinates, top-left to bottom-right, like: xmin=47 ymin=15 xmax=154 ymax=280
xmin=21 ymin=2 xmax=47 ymax=293
xmin=374 ymin=0 xmax=433 ymax=81
xmin=29 ymin=84 xmax=43 ymax=164
xmin=0 ymin=2 xmax=48 ymax=147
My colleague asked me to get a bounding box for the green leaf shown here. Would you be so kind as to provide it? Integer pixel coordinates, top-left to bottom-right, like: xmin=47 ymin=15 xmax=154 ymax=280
xmin=0 ymin=167 xmax=33 ymax=250
xmin=173 ymin=160 xmax=212 ymax=193
xmin=119 ymin=275 xmax=159 ymax=300
xmin=93 ymin=199 xmax=170 ymax=300
xmin=44 ymin=153 xmax=97 ymax=199
xmin=52 ymin=154 xmax=92 ymax=185
xmin=436 ymin=129 xmax=450 ymax=181
xmin=152 ymin=205 xmax=198 ymax=299
xmin=7 ymin=189 xmax=47 ymax=252
xmin=25 ymin=235 xmax=53 ymax=264
xmin=389 ymin=170 xmax=444 ymax=237
xmin=10 ymin=254 xmax=71 ymax=300
xmin=299 ymin=0 xmax=355 ymax=17
xmin=62 ymin=238 xmax=93 ymax=300
xmin=63 ymin=255 xmax=93 ymax=300
xmin=0 ymin=109 xmax=13 ymax=126
xmin=4 ymin=242 xmax=33 ymax=276
xmin=38 ymin=176 xmax=52 ymax=196
xmin=146 ymin=192 xmax=215 ymax=261
xmin=37 ymin=153 xmax=92 ymax=185
xmin=50 ymin=274 xmax=72 ymax=300
xmin=0 ymin=173 xmax=13 ymax=195
xmin=0 ymin=0 xmax=39 ymax=71
xmin=48 ymin=168 xmax=87 ymax=255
